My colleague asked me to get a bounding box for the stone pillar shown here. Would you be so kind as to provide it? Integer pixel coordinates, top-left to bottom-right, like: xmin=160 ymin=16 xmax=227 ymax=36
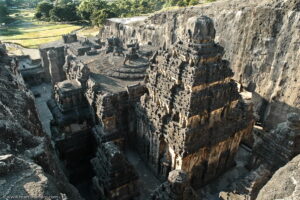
xmin=48 ymin=49 xmax=65 ymax=85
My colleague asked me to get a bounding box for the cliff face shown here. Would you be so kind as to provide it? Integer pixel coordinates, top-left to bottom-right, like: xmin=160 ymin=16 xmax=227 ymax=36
xmin=0 ymin=44 xmax=82 ymax=199
xmin=256 ymin=154 xmax=300 ymax=200
xmin=101 ymin=0 xmax=300 ymax=130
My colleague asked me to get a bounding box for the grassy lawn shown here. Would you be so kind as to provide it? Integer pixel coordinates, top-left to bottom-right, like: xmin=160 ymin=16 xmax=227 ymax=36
xmin=77 ymin=26 xmax=99 ymax=37
xmin=0 ymin=9 xmax=82 ymax=49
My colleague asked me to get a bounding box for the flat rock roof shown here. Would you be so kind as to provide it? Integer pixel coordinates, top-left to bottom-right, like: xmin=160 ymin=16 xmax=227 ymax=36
xmin=89 ymin=73 xmax=142 ymax=93
xmin=78 ymin=53 xmax=144 ymax=93
xmin=57 ymin=79 xmax=82 ymax=93
xmin=74 ymin=44 xmax=157 ymax=93
xmin=39 ymin=39 xmax=65 ymax=49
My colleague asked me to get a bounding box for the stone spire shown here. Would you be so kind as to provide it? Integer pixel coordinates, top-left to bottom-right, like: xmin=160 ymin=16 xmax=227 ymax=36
xmin=135 ymin=15 xmax=254 ymax=188
xmin=48 ymin=49 xmax=65 ymax=84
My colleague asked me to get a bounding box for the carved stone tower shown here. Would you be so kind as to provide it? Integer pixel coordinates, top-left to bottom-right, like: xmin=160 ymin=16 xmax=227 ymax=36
xmin=135 ymin=16 xmax=253 ymax=188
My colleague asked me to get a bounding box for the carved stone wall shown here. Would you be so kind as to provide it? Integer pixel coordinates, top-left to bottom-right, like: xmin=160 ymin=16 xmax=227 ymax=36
xmin=91 ymin=141 xmax=139 ymax=200
xmin=63 ymin=33 xmax=78 ymax=44
xmin=220 ymin=113 xmax=300 ymax=200
xmin=251 ymin=113 xmax=300 ymax=171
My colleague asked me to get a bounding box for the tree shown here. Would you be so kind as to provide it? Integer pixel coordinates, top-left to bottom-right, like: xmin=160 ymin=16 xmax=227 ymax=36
xmin=35 ymin=12 xmax=42 ymax=19
xmin=91 ymin=8 xmax=116 ymax=26
xmin=77 ymin=0 xmax=108 ymax=20
xmin=55 ymin=0 xmax=75 ymax=6
xmin=24 ymin=0 xmax=42 ymax=8
xmin=50 ymin=3 xmax=79 ymax=21
xmin=183 ymin=0 xmax=199 ymax=6
xmin=36 ymin=1 xmax=54 ymax=18
xmin=0 ymin=2 xmax=9 ymax=23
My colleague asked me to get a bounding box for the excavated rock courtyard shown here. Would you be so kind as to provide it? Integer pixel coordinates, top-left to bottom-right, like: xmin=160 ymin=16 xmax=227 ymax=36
xmin=0 ymin=0 xmax=299 ymax=199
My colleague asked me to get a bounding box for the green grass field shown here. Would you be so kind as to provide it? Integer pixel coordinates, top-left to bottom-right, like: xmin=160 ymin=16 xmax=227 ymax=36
xmin=0 ymin=9 xmax=82 ymax=48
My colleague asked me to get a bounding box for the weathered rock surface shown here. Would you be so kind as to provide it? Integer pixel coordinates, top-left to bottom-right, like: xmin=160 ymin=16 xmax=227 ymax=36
xmin=0 ymin=154 xmax=62 ymax=199
xmin=91 ymin=142 xmax=139 ymax=200
xmin=0 ymin=44 xmax=82 ymax=199
xmin=150 ymin=170 xmax=198 ymax=200
xmin=218 ymin=113 xmax=300 ymax=200
xmin=101 ymin=0 xmax=300 ymax=130
xmin=256 ymin=154 xmax=300 ymax=200
xmin=251 ymin=113 xmax=300 ymax=170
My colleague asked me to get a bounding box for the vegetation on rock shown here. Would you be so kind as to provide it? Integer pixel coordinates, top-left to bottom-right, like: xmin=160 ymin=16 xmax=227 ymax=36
xmin=31 ymin=0 xmax=206 ymax=26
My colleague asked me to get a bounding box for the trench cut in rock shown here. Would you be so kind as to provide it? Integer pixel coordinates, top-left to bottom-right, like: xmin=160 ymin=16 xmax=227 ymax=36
xmin=135 ymin=16 xmax=254 ymax=188
xmin=46 ymin=32 xmax=150 ymax=199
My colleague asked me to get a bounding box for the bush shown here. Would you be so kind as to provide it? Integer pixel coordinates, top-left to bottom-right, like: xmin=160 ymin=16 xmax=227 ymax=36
xmin=177 ymin=1 xmax=187 ymax=7
xmin=34 ymin=0 xmax=202 ymax=25
xmin=36 ymin=1 xmax=53 ymax=18
xmin=0 ymin=2 xmax=9 ymax=23
xmin=91 ymin=9 xmax=116 ymax=26
xmin=50 ymin=3 xmax=79 ymax=22
xmin=188 ymin=0 xmax=199 ymax=5
xmin=77 ymin=0 xmax=108 ymax=21
xmin=35 ymin=12 xmax=42 ymax=19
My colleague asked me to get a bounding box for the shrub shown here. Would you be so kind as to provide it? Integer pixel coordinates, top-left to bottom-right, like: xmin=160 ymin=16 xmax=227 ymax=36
xmin=35 ymin=12 xmax=42 ymax=19
xmin=0 ymin=2 xmax=9 ymax=23
xmin=91 ymin=9 xmax=116 ymax=26
xmin=36 ymin=1 xmax=53 ymax=18
xmin=50 ymin=3 xmax=79 ymax=22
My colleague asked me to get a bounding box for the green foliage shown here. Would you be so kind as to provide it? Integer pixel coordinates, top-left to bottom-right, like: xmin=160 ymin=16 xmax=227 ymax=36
xmin=0 ymin=2 xmax=9 ymax=23
xmin=50 ymin=3 xmax=79 ymax=21
xmin=26 ymin=0 xmax=41 ymax=8
xmin=77 ymin=0 xmax=108 ymax=20
xmin=112 ymin=0 xmax=165 ymax=17
xmin=36 ymin=1 xmax=53 ymax=18
xmin=4 ymin=0 xmax=42 ymax=8
xmin=189 ymin=0 xmax=199 ymax=5
xmin=56 ymin=0 xmax=74 ymax=6
xmin=35 ymin=0 xmax=79 ymax=22
xmin=76 ymin=0 xmax=200 ymax=26
xmin=34 ymin=11 xmax=42 ymax=19
xmin=33 ymin=0 xmax=202 ymax=25
xmin=91 ymin=9 xmax=116 ymax=26
xmin=164 ymin=0 xmax=199 ymax=7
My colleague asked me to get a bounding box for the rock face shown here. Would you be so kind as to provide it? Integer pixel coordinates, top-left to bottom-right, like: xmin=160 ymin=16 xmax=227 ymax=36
xmin=219 ymin=113 xmax=300 ymax=200
xmin=251 ymin=113 xmax=300 ymax=170
xmin=0 ymin=154 xmax=62 ymax=199
xmin=242 ymin=113 xmax=300 ymax=199
xmin=0 ymin=43 xmax=82 ymax=199
xmin=256 ymin=154 xmax=300 ymax=200
xmin=135 ymin=16 xmax=253 ymax=188
xmin=100 ymin=0 xmax=300 ymax=130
